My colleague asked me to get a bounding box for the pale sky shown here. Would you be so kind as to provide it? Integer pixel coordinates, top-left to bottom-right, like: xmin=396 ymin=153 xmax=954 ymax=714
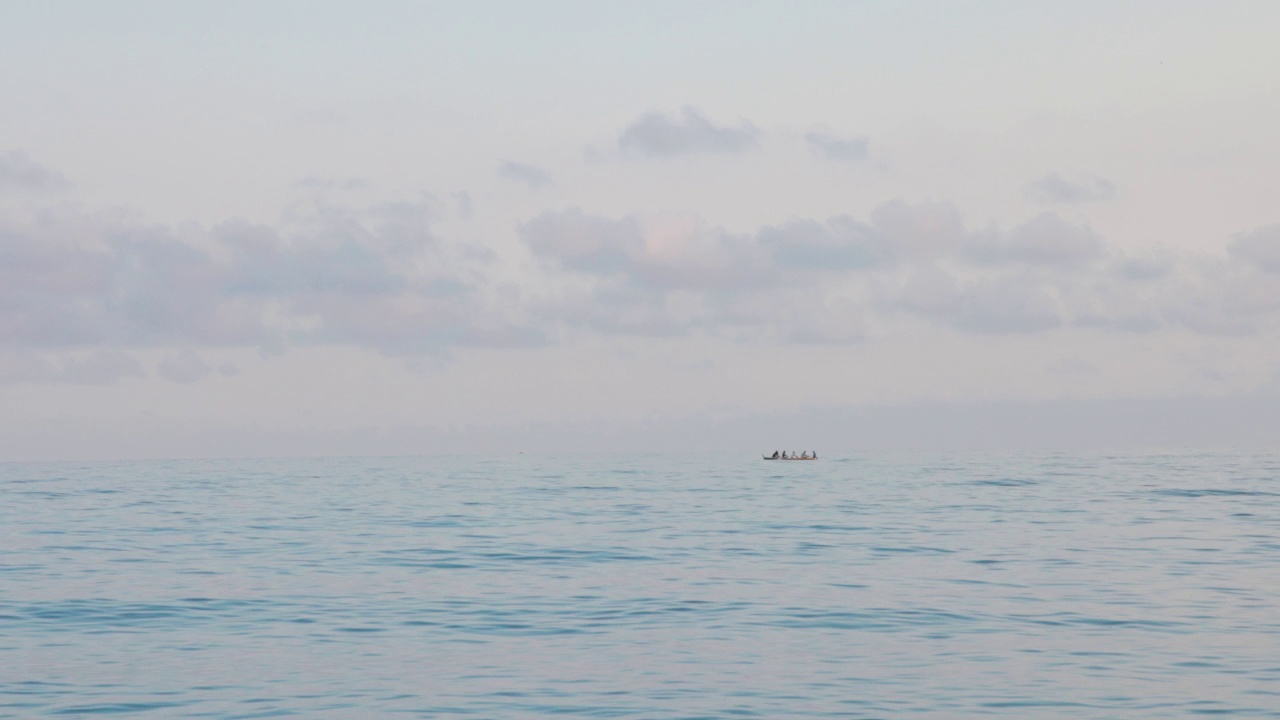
xmin=3 ymin=1 xmax=1280 ymax=459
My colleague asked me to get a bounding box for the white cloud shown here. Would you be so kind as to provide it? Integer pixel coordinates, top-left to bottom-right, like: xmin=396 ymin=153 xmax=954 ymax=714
xmin=498 ymin=161 xmax=552 ymax=189
xmin=965 ymin=213 xmax=1103 ymax=267
xmin=1027 ymin=172 xmax=1117 ymax=203
xmin=895 ymin=268 xmax=1063 ymax=334
xmin=867 ymin=200 xmax=969 ymax=262
xmin=617 ymin=107 xmax=758 ymax=157
xmin=0 ymin=150 xmax=72 ymax=193
xmin=759 ymin=217 xmax=888 ymax=271
xmin=157 ymin=350 xmax=213 ymax=383
xmin=1228 ymin=224 xmax=1280 ymax=273
xmin=0 ymin=198 xmax=540 ymax=355
xmin=0 ymin=350 xmax=145 ymax=386
xmin=519 ymin=202 xmax=1280 ymax=341
xmin=804 ymin=131 xmax=869 ymax=162
xmin=2 ymin=162 xmax=1278 ymax=359
xmin=452 ymin=191 xmax=474 ymax=221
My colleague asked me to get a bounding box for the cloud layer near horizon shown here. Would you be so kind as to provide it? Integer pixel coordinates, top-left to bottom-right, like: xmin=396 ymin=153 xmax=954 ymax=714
xmin=518 ymin=202 xmax=1279 ymax=340
xmin=0 ymin=195 xmax=541 ymax=363
xmin=4 ymin=145 xmax=1279 ymax=387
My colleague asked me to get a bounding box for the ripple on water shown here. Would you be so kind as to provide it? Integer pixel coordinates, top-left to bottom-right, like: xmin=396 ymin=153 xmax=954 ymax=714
xmin=3 ymin=451 xmax=1279 ymax=718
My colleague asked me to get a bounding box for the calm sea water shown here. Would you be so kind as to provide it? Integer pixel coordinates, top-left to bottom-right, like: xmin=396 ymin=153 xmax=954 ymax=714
xmin=2 ymin=452 xmax=1278 ymax=718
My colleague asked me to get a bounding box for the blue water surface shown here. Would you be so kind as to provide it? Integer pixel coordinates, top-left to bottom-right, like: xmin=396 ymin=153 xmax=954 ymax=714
xmin=2 ymin=451 xmax=1278 ymax=718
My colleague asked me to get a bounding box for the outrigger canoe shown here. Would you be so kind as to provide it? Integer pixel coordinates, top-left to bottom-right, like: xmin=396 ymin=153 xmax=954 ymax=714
xmin=763 ymin=455 xmax=818 ymax=461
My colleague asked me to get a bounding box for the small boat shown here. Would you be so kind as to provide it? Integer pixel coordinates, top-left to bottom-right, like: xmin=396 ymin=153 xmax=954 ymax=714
xmin=762 ymin=454 xmax=818 ymax=461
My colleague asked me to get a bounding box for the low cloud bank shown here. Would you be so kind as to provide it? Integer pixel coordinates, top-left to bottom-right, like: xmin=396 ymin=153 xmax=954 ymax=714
xmin=0 ymin=199 xmax=542 ymax=361
xmin=520 ymin=202 xmax=1280 ymax=340
xmin=3 ymin=150 xmax=1279 ymax=384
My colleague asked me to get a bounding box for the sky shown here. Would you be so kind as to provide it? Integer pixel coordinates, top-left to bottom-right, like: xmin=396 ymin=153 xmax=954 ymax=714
xmin=3 ymin=1 xmax=1280 ymax=460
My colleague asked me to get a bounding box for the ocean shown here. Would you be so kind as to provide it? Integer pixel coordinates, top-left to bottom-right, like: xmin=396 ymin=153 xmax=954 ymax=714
xmin=2 ymin=452 xmax=1278 ymax=718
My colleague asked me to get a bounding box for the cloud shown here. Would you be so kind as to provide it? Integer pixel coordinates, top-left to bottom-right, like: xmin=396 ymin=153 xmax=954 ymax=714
xmin=1027 ymin=172 xmax=1117 ymax=203
xmin=1159 ymin=256 xmax=1280 ymax=336
xmin=498 ymin=161 xmax=552 ymax=189
xmin=514 ymin=205 xmax=969 ymax=337
xmin=965 ymin=213 xmax=1103 ymax=267
xmin=3 ymin=182 xmax=1277 ymax=355
xmin=1166 ymin=304 xmax=1256 ymax=336
xmin=617 ymin=107 xmax=758 ymax=157
xmin=59 ymin=350 xmax=148 ymax=384
xmin=759 ymin=216 xmax=888 ymax=271
xmin=521 ymin=209 xmax=645 ymax=275
xmin=520 ymin=202 xmax=1280 ymax=341
xmin=157 ymin=350 xmax=213 ymax=383
xmin=1114 ymin=253 xmax=1173 ymax=281
xmin=0 ymin=150 xmax=71 ymax=192
xmin=520 ymin=200 xmax=1000 ymax=292
xmin=0 ymin=350 xmax=145 ymax=385
xmin=804 ymin=131 xmax=869 ymax=162
xmin=522 ymin=210 xmax=786 ymax=295
xmin=453 ymin=191 xmax=474 ymax=221
xmin=867 ymin=200 xmax=969 ymax=261
xmin=0 ymin=198 xmax=541 ymax=356
xmin=1227 ymin=224 xmax=1280 ymax=273
xmin=895 ymin=268 xmax=1063 ymax=334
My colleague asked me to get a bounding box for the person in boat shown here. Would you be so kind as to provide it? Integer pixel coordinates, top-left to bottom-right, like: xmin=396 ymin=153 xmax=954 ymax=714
xmin=800 ymin=451 xmax=809 ymax=459
xmin=771 ymin=450 xmax=780 ymax=458
xmin=781 ymin=451 xmax=788 ymax=459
